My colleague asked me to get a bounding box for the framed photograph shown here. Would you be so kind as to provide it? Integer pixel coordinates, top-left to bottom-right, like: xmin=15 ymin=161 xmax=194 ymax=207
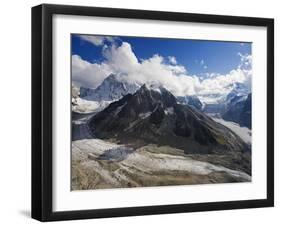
xmin=32 ymin=4 xmax=274 ymax=221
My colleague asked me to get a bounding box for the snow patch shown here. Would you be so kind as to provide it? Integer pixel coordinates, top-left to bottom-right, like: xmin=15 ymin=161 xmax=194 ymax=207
xmin=139 ymin=112 xmax=152 ymax=119
xmin=146 ymin=83 xmax=162 ymax=93
xmin=72 ymin=97 xmax=111 ymax=113
xmin=164 ymin=107 xmax=174 ymax=115
xmin=114 ymin=102 xmax=127 ymax=115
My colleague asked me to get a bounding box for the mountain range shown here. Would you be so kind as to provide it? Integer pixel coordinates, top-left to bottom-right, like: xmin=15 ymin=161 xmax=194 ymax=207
xmin=202 ymin=83 xmax=251 ymax=128
xmin=78 ymin=74 xmax=206 ymax=112
xmin=89 ymin=84 xmax=250 ymax=156
xmin=75 ymin=74 xmax=251 ymax=129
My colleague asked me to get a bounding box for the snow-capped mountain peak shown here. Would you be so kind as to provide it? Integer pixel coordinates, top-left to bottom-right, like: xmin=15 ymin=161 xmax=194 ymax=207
xmin=73 ymin=74 xmax=140 ymax=113
xmin=80 ymin=74 xmax=140 ymax=102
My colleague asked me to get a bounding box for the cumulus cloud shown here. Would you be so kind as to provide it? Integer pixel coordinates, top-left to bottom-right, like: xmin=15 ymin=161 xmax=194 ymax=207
xmin=72 ymin=39 xmax=252 ymax=102
xmin=102 ymin=42 xmax=139 ymax=74
xmin=72 ymin=55 xmax=112 ymax=88
xmin=79 ymin=35 xmax=116 ymax=46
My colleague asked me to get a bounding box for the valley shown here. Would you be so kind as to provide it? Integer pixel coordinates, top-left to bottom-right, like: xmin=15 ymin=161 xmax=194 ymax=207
xmin=72 ymin=112 xmax=251 ymax=190
xmin=71 ymin=80 xmax=252 ymax=190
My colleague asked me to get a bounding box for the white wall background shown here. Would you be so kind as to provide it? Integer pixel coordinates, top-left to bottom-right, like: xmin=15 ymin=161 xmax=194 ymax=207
xmin=0 ymin=0 xmax=279 ymax=225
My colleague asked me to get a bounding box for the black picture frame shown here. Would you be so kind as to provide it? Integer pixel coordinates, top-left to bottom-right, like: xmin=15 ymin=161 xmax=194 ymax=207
xmin=32 ymin=4 xmax=274 ymax=222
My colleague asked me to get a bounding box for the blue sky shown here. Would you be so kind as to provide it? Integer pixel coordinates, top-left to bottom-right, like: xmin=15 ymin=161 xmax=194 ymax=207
xmin=72 ymin=34 xmax=251 ymax=76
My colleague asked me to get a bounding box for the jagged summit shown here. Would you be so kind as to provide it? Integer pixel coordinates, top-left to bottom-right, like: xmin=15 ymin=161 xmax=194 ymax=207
xmin=132 ymin=84 xmax=177 ymax=111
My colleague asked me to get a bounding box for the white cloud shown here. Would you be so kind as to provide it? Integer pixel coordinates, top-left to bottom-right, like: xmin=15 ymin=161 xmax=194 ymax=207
xmin=168 ymin=56 xmax=177 ymax=65
xmin=200 ymin=59 xmax=208 ymax=70
xmin=195 ymin=54 xmax=252 ymax=103
xmin=102 ymin=42 xmax=139 ymax=74
xmin=72 ymin=40 xmax=252 ymax=102
xmin=72 ymin=55 xmax=112 ymax=88
xmin=79 ymin=35 xmax=116 ymax=46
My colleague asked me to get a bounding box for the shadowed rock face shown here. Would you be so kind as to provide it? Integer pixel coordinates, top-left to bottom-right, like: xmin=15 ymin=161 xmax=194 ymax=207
xmin=89 ymin=84 xmax=250 ymax=155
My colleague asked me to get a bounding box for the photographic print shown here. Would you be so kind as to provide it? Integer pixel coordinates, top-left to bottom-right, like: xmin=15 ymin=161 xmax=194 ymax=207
xmin=32 ymin=4 xmax=274 ymax=220
xmin=71 ymin=34 xmax=252 ymax=190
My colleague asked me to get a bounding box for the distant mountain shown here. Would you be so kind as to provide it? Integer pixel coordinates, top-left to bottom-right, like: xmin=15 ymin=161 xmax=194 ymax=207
xmin=203 ymin=82 xmax=250 ymax=118
xmin=89 ymin=84 xmax=250 ymax=156
xmin=80 ymin=74 xmax=140 ymax=102
xmin=177 ymin=95 xmax=203 ymax=111
xmin=224 ymin=83 xmax=249 ymax=105
xmin=202 ymin=102 xmax=227 ymax=115
xmin=71 ymin=74 xmax=140 ymax=113
xmin=222 ymin=93 xmax=251 ymax=129
xmin=229 ymin=82 xmax=249 ymax=96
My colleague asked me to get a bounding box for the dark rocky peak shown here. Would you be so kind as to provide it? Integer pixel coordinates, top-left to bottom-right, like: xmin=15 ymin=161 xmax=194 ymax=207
xmin=133 ymin=84 xmax=177 ymax=109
